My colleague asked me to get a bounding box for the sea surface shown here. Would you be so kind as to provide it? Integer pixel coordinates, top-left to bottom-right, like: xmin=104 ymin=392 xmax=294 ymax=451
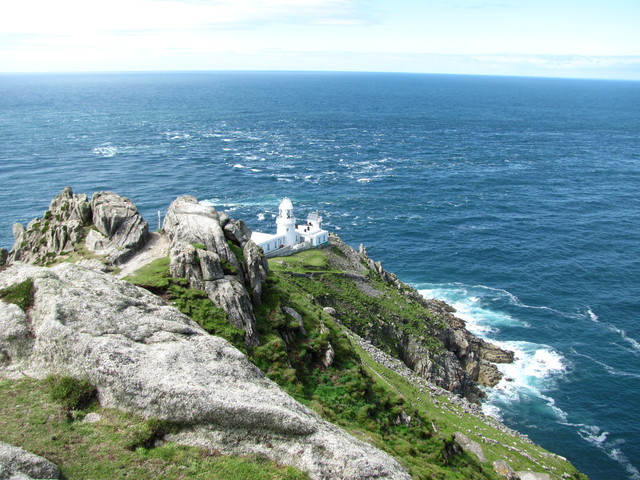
xmin=1 ymin=71 xmax=639 ymax=479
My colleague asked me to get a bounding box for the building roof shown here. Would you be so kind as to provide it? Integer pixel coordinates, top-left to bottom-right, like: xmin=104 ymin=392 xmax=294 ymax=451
xmin=251 ymin=232 xmax=283 ymax=244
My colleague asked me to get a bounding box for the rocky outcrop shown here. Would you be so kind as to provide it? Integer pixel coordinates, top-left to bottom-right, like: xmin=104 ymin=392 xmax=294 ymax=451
xmin=493 ymin=460 xmax=520 ymax=479
xmin=331 ymin=236 xmax=514 ymax=402
xmin=426 ymin=298 xmax=514 ymax=389
xmin=169 ymin=241 xmax=225 ymax=290
xmin=203 ymin=277 xmax=260 ymax=346
xmin=0 ymin=442 xmax=60 ymax=479
xmin=8 ymin=187 xmax=90 ymax=265
xmin=90 ymin=191 xmax=149 ymax=265
xmin=0 ymin=263 xmax=411 ymax=480
xmin=242 ymin=240 xmax=268 ymax=305
xmin=7 ymin=187 xmax=149 ymax=268
xmin=163 ymin=196 xmax=267 ymax=346
xmin=223 ymin=219 xmax=252 ymax=247
xmin=163 ymin=196 xmax=238 ymax=268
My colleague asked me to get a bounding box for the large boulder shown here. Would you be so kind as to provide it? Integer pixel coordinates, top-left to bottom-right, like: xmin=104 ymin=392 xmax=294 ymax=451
xmin=0 ymin=442 xmax=60 ymax=480
xmin=163 ymin=196 xmax=238 ymax=268
xmin=90 ymin=191 xmax=149 ymax=265
xmin=223 ymin=219 xmax=252 ymax=247
xmin=0 ymin=263 xmax=410 ymax=480
xmin=169 ymin=241 xmax=225 ymax=290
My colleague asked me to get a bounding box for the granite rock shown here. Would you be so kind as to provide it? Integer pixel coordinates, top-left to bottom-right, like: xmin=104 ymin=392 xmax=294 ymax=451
xmin=0 ymin=263 xmax=410 ymax=480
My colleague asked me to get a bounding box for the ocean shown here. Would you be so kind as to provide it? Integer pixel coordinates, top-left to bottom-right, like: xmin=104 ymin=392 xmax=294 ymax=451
xmin=1 ymin=71 xmax=638 ymax=479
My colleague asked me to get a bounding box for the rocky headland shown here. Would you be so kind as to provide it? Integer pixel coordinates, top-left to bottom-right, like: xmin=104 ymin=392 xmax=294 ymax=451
xmin=0 ymin=188 xmax=587 ymax=480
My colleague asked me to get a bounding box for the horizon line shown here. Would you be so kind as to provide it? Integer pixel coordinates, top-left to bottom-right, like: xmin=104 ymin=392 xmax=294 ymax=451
xmin=1 ymin=68 xmax=638 ymax=83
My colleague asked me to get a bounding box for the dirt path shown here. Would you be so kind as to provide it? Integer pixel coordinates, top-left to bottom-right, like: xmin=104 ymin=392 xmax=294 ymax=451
xmin=116 ymin=232 xmax=169 ymax=279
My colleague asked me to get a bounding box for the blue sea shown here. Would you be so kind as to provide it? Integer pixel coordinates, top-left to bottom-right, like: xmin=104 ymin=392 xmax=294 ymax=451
xmin=1 ymin=71 xmax=639 ymax=480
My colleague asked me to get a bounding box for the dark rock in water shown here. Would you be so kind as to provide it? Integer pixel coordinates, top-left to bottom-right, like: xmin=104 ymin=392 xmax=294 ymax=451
xmin=0 ymin=248 xmax=7 ymax=267
xmin=0 ymin=441 xmax=61 ymax=479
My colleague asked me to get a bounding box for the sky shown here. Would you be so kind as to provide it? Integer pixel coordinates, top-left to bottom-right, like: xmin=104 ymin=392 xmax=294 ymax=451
xmin=1 ymin=0 xmax=639 ymax=79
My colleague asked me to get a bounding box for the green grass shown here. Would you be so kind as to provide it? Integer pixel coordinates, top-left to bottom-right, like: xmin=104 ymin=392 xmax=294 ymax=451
xmin=0 ymin=377 xmax=308 ymax=480
xmin=227 ymin=240 xmax=245 ymax=264
xmin=268 ymin=249 xmax=339 ymax=274
xmin=123 ymin=256 xmax=173 ymax=289
xmin=353 ymin=343 xmax=587 ymax=479
xmin=251 ymin=271 xmax=505 ymax=480
xmin=269 ymin=249 xmax=443 ymax=357
xmin=168 ymin=283 xmax=246 ymax=349
xmin=0 ymin=278 xmax=34 ymax=311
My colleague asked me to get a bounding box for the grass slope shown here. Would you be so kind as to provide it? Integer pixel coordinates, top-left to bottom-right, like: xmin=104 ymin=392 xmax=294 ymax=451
xmin=118 ymin=246 xmax=586 ymax=480
xmin=0 ymin=377 xmax=307 ymax=480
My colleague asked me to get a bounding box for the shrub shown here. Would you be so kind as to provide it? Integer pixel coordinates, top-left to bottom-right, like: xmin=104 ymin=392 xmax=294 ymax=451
xmin=0 ymin=279 xmax=35 ymax=311
xmin=126 ymin=417 xmax=176 ymax=451
xmin=45 ymin=375 xmax=96 ymax=411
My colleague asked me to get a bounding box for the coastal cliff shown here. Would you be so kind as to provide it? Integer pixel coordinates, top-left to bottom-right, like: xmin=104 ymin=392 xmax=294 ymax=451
xmin=0 ymin=188 xmax=587 ymax=480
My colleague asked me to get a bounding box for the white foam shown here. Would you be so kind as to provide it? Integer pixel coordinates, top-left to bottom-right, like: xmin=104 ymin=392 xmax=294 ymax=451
xmin=419 ymin=282 xmax=571 ymax=427
xmin=93 ymin=145 xmax=118 ymax=157
xmin=587 ymin=308 xmax=640 ymax=354
xmin=493 ymin=341 xmax=566 ymax=387
xmin=163 ymin=131 xmax=191 ymax=140
xmin=417 ymin=285 xmax=521 ymax=336
xmin=571 ymin=349 xmax=640 ymax=379
xmin=587 ymin=307 xmax=599 ymax=322
xmin=577 ymin=424 xmax=609 ymax=445
xmin=612 ymin=326 xmax=640 ymax=353
xmin=566 ymin=422 xmax=640 ymax=480
xmin=610 ymin=448 xmax=640 ymax=480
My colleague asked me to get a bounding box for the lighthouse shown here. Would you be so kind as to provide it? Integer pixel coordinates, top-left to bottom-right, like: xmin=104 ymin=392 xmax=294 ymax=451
xmin=276 ymin=197 xmax=298 ymax=246
xmin=251 ymin=197 xmax=329 ymax=256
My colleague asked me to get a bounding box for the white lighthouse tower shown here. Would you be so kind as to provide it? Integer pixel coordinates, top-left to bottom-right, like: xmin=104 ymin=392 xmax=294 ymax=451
xmin=276 ymin=197 xmax=298 ymax=245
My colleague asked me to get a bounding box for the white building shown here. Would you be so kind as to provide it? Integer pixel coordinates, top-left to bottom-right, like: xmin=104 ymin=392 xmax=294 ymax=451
xmin=252 ymin=198 xmax=329 ymax=255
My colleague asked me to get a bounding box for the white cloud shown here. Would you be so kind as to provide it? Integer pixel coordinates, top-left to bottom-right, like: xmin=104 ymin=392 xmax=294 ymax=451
xmin=0 ymin=0 xmax=370 ymax=36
